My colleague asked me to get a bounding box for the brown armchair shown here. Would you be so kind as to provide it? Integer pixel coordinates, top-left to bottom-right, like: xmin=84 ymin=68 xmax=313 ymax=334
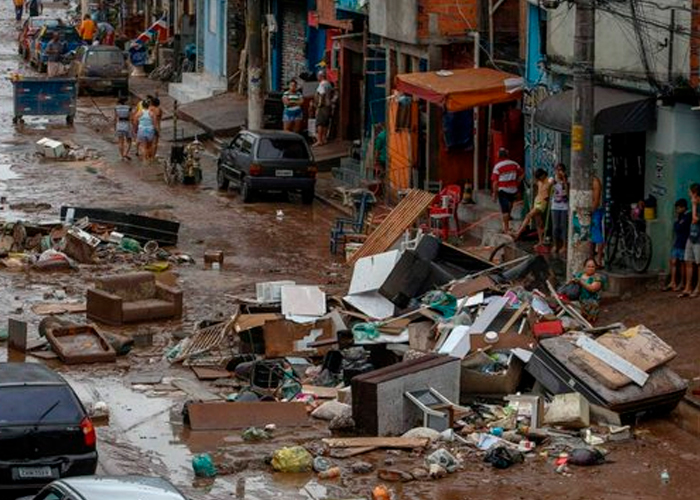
xmin=86 ymin=272 xmax=183 ymax=325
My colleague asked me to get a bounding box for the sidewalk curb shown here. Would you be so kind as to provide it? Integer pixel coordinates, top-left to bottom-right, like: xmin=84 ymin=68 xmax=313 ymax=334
xmin=315 ymin=192 xmax=353 ymax=216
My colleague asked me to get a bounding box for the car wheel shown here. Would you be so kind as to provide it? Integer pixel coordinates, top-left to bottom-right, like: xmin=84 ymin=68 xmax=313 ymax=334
xmin=216 ymin=167 xmax=229 ymax=190
xmin=241 ymin=179 xmax=254 ymax=203
xmin=301 ymin=189 xmax=315 ymax=205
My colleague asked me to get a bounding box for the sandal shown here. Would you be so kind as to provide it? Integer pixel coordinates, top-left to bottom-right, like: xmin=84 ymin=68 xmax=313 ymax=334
xmin=678 ymin=291 xmax=691 ymax=298
xmin=662 ymin=284 xmax=675 ymax=292
xmin=691 ymin=290 xmax=700 ymax=298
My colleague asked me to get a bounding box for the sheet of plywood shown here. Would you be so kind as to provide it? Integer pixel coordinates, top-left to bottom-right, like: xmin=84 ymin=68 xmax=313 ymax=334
xmin=450 ymin=275 xmax=496 ymax=298
xmin=322 ymin=437 xmax=429 ymax=449
xmin=262 ymin=318 xmax=333 ymax=357
xmin=302 ymin=385 xmax=339 ymax=399
xmin=281 ymin=286 xmax=326 ymax=317
xmin=191 ymin=367 xmax=232 ymax=380
xmin=188 ymin=402 xmax=309 ymax=430
xmin=329 ymin=446 xmax=378 ymax=458
xmin=343 ymin=292 xmax=395 ymax=320
xmin=235 ymin=313 xmax=283 ymax=333
xmin=31 ymin=302 xmax=87 ymax=315
xmin=570 ymin=325 xmax=676 ymax=389
xmin=348 ymin=189 xmax=436 ymax=264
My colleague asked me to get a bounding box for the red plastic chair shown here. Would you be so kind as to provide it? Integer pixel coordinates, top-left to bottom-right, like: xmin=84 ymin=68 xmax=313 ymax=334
xmin=428 ymin=185 xmax=462 ymax=240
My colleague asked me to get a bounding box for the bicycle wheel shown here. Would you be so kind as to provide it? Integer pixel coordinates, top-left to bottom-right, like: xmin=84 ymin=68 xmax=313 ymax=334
xmin=631 ymin=231 xmax=652 ymax=273
xmin=604 ymin=224 xmax=620 ymax=270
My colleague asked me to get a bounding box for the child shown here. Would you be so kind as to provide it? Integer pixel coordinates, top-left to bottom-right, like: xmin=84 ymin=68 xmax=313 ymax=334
xmin=551 ymin=163 xmax=569 ymax=256
xmin=514 ymin=168 xmax=553 ymax=247
xmin=664 ymin=198 xmax=689 ymax=292
xmin=680 ymin=184 xmax=700 ymax=297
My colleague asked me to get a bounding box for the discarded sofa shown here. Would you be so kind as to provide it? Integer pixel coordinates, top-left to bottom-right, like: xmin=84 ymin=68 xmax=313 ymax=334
xmin=86 ymin=271 xmax=183 ymax=325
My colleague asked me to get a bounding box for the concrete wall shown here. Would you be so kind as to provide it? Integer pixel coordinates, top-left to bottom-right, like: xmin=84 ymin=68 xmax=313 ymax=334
xmin=547 ymin=1 xmax=691 ymax=84
xmin=646 ymin=104 xmax=700 ymax=270
xmin=203 ymin=0 xmax=226 ymax=78
xmin=281 ymin=0 xmax=307 ymax=83
xmin=369 ymin=0 xmax=418 ymax=44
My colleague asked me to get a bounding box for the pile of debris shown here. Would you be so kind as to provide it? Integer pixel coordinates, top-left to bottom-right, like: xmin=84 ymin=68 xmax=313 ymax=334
xmin=0 ymin=206 xmax=187 ymax=271
xmin=163 ymin=224 xmax=686 ymax=488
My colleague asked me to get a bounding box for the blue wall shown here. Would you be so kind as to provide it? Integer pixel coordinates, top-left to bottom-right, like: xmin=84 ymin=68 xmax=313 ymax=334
xmin=203 ymin=0 xmax=227 ymax=78
xmin=525 ymin=4 xmax=546 ymax=87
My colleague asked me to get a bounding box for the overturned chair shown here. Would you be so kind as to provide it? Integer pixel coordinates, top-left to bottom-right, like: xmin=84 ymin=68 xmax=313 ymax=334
xmin=87 ymin=271 xmax=183 ymax=325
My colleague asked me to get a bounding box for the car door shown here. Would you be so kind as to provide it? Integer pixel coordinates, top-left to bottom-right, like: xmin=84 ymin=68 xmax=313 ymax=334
xmin=236 ymin=134 xmax=255 ymax=178
xmin=221 ymin=134 xmax=243 ymax=175
xmin=32 ymin=485 xmax=66 ymax=500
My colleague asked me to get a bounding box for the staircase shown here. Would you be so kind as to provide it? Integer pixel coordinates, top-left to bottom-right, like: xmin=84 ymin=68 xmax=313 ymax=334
xmin=457 ymin=191 xmax=525 ymax=245
xmin=168 ymin=72 xmax=228 ymax=104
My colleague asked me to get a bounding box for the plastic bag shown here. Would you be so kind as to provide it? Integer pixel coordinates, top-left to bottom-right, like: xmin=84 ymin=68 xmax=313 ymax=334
xmin=558 ymin=281 xmax=581 ymax=301
xmin=271 ymin=446 xmax=313 ymax=473
xmin=426 ymin=448 xmax=459 ymax=473
xmin=483 ymin=446 xmax=524 ymax=469
xmin=192 ymin=453 xmax=217 ymax=477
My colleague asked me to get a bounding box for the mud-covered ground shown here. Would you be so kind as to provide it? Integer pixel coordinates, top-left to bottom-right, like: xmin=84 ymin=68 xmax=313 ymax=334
xmin=1 ymin=3 xmax=700 ymax=500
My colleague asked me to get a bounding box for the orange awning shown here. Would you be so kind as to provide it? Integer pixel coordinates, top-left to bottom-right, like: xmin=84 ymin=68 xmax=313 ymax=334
xmin=395 ymin=67 xmax=524 ymax=112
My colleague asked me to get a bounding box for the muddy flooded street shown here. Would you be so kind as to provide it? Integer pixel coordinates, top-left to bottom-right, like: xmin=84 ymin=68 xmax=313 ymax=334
xmin=0 ymin=4 xmax=700 ymax=500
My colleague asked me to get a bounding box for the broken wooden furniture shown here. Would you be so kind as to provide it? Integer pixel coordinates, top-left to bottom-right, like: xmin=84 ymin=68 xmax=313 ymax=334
xmin=352 ymin=353 xmax=460 ymax=436
xmin=86 ymin=271 xmax=183 ymax=325
xmin=404 ymin=388 xmax=471 ymax=431
xmin=330 ymin=190 xmax=375 ymax=255
xmin=45 ymin=323 xmax=117 ymax=364
xmin=426 ymin=185 xmax=462 ymax=241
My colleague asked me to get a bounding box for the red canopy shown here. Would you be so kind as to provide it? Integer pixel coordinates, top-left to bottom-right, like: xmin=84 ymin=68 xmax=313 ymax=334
xmin=396 ymin=67 xmax=523 ymax=112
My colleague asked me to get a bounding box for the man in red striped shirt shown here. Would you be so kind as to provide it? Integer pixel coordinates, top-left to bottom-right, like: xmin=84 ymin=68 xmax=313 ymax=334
xmin=491 ymin=148 xmax=524 ymax=233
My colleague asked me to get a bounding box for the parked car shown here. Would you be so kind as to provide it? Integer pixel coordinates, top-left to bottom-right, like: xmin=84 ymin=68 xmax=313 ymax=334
xmin=18 ymin=17 xmax=61 ymax=61
xmin=217 ymin=130 xmax=317 ymax=204
xmin=0 ymin=363 xmax=97 ymax=492
xmin=17 ymin=476 xmax=189 ymax=500
xmin=31 ymin=25 xmax=82 ymax=72
xmin=71 ymin=45 xmax=129 ymax=95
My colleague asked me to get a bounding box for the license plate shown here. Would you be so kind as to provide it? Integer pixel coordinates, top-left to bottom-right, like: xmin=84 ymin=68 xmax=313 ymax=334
xmin=275 ymin=169 xmax=293 ymax=177
xmin=16 ymin=466 xmax=53 ymax=479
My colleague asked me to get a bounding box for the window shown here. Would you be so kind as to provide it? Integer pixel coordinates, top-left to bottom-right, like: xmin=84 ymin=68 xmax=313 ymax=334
xmin=257 ymin=138 xmax=309 ymax=160
xmin=86 ymin=50 xmax=124 ymax=68
xmin=208 ymin=0 xmax=217 ymax=33
xmin=240 ymin=138 xmax=253 ymax=155
xmin=231 ymin=135 xmax=243 ymax=150
xmin=35 ymin=487 xmax=63 ymax=500
xmin=0 ymin=386 xmax=82 ymax=425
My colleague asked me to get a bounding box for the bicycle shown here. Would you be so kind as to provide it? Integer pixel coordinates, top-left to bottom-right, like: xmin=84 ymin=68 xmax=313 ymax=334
xmin=604 ymin=204 xmax=652 ymax=273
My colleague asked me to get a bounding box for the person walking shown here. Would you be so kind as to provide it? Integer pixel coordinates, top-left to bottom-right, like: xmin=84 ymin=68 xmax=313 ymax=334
xmin=26 ymin=0 xmax=42 ymax=17
xmin=491 ymin=148 xmax=524 ymax=233
xmin=78 ymin=14 xmax=97 ymax=44
xmin=664 ymin=198 xmax=690 ymax=292
xmin=134 ymin=98 xmax=156 ymax=161
xmin=13 ymin=0 xmax=24 ymax=22
xmin=514 ymin=168 xmax=553 ymax=247
xmin=149 ymin=97 xmax=162 ymax=156
xmin=590 ymin=174 xmax=605 ymax=267
xmin=114 ymin=96 xmax=132 ymax=161
xmin=282 ymin=79 xmax=303 ymax=133
xmin=551 ymin=163 xmax=569 ymax=256
xmin=45 ymin=32 xmax=63 ymax=78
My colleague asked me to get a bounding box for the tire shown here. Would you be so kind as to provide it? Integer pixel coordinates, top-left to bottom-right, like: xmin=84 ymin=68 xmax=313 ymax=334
xmin=631 ymin=231 xmax=652 ymax=274
xmin=604 ymin=225 xmax=619 ymax=270
xmin=241 ymin=179 xmax=253 ymax=203
xmin=216 ymin=167 xmax=229 ymax=190
xmin=301 ymin=189 xmax=314 ymax=205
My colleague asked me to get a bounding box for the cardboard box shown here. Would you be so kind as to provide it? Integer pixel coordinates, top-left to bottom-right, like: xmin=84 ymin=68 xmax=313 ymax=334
xmin=36 ymin=138 xmax=66 ymax=158
xmin=544 ymin=392 xmax=590 ymax=429
xmin=460 ymin=352 xmax=523 ymax=397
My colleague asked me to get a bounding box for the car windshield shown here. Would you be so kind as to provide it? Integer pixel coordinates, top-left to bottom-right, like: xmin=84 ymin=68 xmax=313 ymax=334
xmin=85 ymin=50 xmax=124 ymax=67
xmin=257 ymin=138 xmax=309 ymax=160
xmin=41 ymin=28 xmax=80 ymax=43
xmin=33 ymin=19 xmax=60 ymax=29
xmin=0 ymin=386 xmax=82 ymax=424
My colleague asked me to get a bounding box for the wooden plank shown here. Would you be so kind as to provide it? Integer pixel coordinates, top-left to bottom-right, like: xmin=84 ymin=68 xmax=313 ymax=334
xmin=450 ymin=275 xmax=496 ymax=299
xmin=235 ymin=313 xmax=283 ymax=333
xmin=499 ymin=303 xmax=529 ymax=334
xmin=302 ymin=385 xmax=339 ymax=399
xmin=262 ymin=318 xmax=334 ymax=357
xmin=188 ymin=402 xmax=310 ymax=430
xmin=571 ymin=325 xmax=676 ymax=389
xmin=575 ymin=336 xmax=649 ymax=387
xmin=348 ymin=190 xmax=435 ymax=264
xmin=31 ymin=302 xmax=87 ymax=315
xmin=329 ymin=446 xmax=378 ymax=458
xmin=191 ymin=367 xmax=232 ymax=381
xmin=322 ymin=437 xmax=429 ymax=449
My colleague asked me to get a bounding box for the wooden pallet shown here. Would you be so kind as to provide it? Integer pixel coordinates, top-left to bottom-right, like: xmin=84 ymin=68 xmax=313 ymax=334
xmin=348 ymin=189 xmax=435 ymax=264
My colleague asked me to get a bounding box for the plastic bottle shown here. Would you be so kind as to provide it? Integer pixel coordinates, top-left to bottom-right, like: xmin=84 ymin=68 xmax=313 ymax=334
xmin=661 ymin=469 xmax=670 ymax=485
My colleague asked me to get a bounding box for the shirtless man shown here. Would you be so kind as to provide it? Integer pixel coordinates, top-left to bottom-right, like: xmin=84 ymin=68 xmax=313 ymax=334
xmin=591 ymin=175 xmax=604 ymax=266
xmin=514 ymin=168 xmax=553 ymax=247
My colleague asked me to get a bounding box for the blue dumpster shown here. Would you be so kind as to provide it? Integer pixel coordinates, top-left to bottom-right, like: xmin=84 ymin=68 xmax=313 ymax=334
xmin=12 ymin=77 xmax=77 ymax=125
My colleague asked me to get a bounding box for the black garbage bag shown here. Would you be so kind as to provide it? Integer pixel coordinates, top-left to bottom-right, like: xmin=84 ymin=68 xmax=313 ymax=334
xmin=569 ymin=448 xmax=606 ymax=466
xmin=483 ymin=446 xmax=525 ymax=469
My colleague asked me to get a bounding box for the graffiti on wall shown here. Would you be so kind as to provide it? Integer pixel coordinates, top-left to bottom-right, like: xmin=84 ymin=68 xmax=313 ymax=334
xmin=524 ymin=84 xmax=561 ymax=178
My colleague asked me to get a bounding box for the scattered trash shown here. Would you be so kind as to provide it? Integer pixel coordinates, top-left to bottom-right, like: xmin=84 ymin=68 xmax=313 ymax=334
xmin=242 ymin=427 xmax=272 ymax=441
xmin=661 ymin=469 xmax=670 ymax=484
xmin=567 ymin=448 xmax=606 ymax=466
xmin=426 ymin=449 xmax=459 ymax=473
xmin=350 ymin=461 xmax=375 ymax=474
xmin=271 ymin=446 xmax=313 ymax=473
xmin=483 ymin=446 xmax=524 ymax=469
xmin=192 ymin=453 xmax=217 ymax=478
xmin=313 ymin=456 xmax=332 ymax=473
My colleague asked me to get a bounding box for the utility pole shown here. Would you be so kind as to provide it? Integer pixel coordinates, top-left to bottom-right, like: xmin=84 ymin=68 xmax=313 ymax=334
xmin=567 ymin=0 xmax=595 ymax=278
xmin=247 ymin=0 xmax=264 ymax=130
